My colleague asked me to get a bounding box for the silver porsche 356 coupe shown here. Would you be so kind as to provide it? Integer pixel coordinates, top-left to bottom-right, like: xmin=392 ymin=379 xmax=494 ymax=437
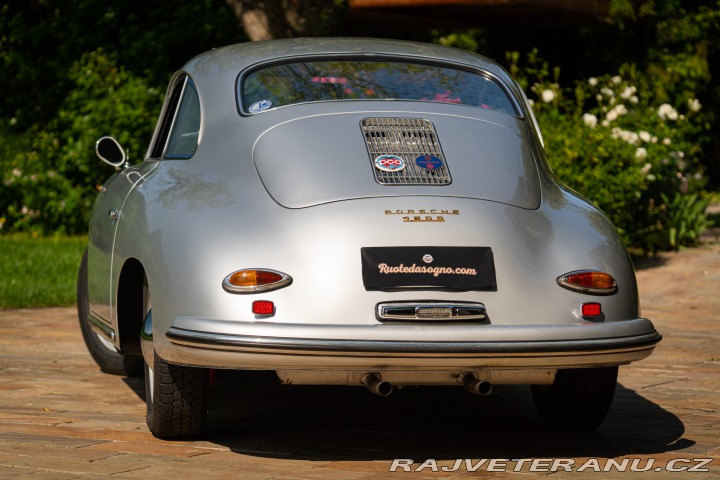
xmin=77 ymin=38 xmax=661 ymax=439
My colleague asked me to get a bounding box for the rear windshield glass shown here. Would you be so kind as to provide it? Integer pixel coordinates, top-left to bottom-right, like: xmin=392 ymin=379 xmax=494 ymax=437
xmin=240 ymin=60 xmax=519 ymax=116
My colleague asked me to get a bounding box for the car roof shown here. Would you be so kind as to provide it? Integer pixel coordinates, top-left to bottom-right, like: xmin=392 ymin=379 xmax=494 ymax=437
xmin=182 ymin=38 xmax=517 ymax=90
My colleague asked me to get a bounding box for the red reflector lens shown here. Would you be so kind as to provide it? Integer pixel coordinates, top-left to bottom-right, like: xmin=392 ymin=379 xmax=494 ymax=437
xmin=252 ymin=300 xmax=274 ymax=315
xmin=582 ymin=302 xmax=602 ymax=317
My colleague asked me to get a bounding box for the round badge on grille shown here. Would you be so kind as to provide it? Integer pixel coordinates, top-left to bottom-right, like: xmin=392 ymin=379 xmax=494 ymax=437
xmin=422 ymin=254 xmax=434 ymax=264
xmin=415 ymin=155 xmax=443 ymax=170
xmin=374 ymin=154 xmax=406 ymax=172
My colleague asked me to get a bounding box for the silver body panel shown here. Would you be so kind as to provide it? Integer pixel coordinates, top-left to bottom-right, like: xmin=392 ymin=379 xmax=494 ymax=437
xmin=86 ymin=38 xmax=659 ymax=386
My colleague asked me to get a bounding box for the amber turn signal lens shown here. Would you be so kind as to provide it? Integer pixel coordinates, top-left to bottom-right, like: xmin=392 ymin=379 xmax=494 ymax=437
xmin=223 ymin=269 xmax=292 ymax=293
xmin=567 ymin=271 xmax=614 ymax=289
xmin=557 ymin=270 xmax=618 ymax=295
xmin=228 ymin=270 xmax=282 ymax=287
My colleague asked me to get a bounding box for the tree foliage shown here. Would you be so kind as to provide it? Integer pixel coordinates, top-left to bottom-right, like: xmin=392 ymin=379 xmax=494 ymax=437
xmin=2 ymin=51 xmax=163 ymax=234
xmin=224 ymin=0 xmax=347 ymax=41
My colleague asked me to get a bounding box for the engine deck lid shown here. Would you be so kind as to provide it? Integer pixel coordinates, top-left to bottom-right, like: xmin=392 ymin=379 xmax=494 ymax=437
xmin=253 ymin=113 xmax=540 ymax=209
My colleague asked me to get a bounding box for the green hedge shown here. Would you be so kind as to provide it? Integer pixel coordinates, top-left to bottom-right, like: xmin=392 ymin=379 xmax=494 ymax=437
xmin=509 ymin=52 xmax=711 ymax=253
xmin=1 ymin=50 xmax=163 ymax=235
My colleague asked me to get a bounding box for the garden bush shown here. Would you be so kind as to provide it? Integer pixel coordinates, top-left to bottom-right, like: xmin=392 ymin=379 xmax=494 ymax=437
xmin=509 ymin=51 xmax=711 ymax=253
xmin=1 ymin=50 xmax=163 ymax=235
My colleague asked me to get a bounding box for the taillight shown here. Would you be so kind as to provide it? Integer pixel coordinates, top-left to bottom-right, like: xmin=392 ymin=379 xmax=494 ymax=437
xmin=557 ymin=270 xmax=618 ymax=295
xmin=223 ymin=269 xmax=292 ymax=293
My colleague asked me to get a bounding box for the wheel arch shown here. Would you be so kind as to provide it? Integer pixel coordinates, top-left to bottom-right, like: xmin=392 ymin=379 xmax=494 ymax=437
xmin=116 ymin=257 xmax=147 ymax=357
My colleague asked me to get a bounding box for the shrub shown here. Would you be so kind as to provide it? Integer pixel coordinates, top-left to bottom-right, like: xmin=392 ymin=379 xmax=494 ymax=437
xmin=1 ymin=50 xmax=163 ymax=235
xmin=509 ymin=51 xmax=709 ymax=253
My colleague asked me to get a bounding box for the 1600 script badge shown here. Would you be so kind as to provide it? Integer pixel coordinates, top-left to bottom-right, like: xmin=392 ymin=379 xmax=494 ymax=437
xmin=385 ymin=209 xmax=460 ymax=223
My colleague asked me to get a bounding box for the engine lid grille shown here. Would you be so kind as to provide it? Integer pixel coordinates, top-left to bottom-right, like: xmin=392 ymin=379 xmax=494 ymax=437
xmin=362 ymin=117 xmax=451 ymax=185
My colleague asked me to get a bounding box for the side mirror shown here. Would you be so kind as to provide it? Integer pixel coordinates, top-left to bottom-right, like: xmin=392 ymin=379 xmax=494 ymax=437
xmin=96 ymin=136 xmax=128 ymax=169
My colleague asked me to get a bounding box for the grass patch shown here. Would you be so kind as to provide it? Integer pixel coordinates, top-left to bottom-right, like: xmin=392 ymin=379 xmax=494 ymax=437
xmin=0 ymin=234 xmax=87 ymax=308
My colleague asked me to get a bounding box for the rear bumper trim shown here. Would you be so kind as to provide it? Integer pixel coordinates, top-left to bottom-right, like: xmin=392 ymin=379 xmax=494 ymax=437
xmin=166 ymin=326 xmax=661 ymax=358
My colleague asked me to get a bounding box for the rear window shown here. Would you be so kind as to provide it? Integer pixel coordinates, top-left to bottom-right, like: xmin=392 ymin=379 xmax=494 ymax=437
xmin=240 ymin=60 xmax=519 ymax=116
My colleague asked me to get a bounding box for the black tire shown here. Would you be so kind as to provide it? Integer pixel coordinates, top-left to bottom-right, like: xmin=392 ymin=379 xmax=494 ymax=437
xmin=77 ymin=248 xmax=143 ymax=376
xmin=145 ymin=351 xmax=209 ymax=439
xmin=531 ymin=366 xmax=618 ymax=431
xmin=141 ymin=279 xmax=209 ymax=439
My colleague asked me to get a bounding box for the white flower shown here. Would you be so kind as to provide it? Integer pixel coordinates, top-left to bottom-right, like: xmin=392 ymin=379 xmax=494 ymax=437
xmin=12 ymin=168 xmax=21 ymax=177
xmin=688 ymin=98 xmax=701 ymax=112
xmin=528 ymin=99 xmax=535 ymax=107
xmin=620 ymin=86 xmax=637 ymax=100
xmin=601 ymin=87 xmax=614 ymax=97
xmin=624 ymin=131 xmax=639 ymax=144
xmin=601 ymin=120 xmax=610 ymax=127
xmin=612 ymin=75 xmax=622 ymax=85
xmin=541 ymin=89 xmax=555 ymax=103
xmin=658 ymin=103 xmax=678 ymax=121
xmin=612 ymin=128 xmax=639 ymax=144
xmin=663 ymin=137 xmax=671 ymax=145
xmin=605 ymin=105 xmax=627 ymax=123
xmin=640 ymin=162 xmax=652 ymax=174
xmin=21 ymin=206 xmax=29 ymax=215
xmin=630 ymin=95 xmax=639 ymax=104
xmin=596 ymin=94 xmax=603 ymax=102
xmin=582 ymin=113 xmax=597 ymax=128
xmin=639 ymin=131 xmax=651 ymax=143
xmin=636 ymin=148 xmax=648 ymax=160
xmin=588 ymin=77 xmax=598 ymax=86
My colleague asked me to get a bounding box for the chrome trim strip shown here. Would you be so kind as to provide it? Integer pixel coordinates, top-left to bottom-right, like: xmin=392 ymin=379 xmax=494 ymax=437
xmin=377 ymin=302 xmax=486 ymax=321
xmin=88 ymin=313 xmax=115 ymax=341
xmin=167 ymin=327 xmax=661 ymax=356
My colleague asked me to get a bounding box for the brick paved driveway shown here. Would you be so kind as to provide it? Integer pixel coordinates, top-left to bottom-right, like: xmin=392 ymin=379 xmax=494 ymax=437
xmin=1 ymin=244 xmax=718 ymax=479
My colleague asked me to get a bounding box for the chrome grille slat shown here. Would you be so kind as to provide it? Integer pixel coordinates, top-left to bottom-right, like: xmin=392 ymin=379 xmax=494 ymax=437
xmin=361 ymin=118 xmax=451 ymax=185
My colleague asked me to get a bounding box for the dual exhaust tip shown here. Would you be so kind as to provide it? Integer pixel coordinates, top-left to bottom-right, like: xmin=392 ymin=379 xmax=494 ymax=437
xmin=362 ymin=373 xmax=492 ymax=397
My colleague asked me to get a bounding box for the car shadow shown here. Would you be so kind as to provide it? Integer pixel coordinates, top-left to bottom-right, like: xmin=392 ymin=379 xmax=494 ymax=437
xmin=142 ymin=370 xmax=687 ymax=461
xmin=632 ymin=254 xmax=670 ymax=271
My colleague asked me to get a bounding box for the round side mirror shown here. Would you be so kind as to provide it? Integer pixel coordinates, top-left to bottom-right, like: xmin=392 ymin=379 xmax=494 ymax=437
xmin=96 ymin=136 xmax=127 ymax=168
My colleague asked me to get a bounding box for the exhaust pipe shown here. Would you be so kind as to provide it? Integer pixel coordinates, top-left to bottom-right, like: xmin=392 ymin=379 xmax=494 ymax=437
xmin=460 ymin=373 xmax=492 ymax=396
xmin=363 ymin=373 xmax=393 ymax=396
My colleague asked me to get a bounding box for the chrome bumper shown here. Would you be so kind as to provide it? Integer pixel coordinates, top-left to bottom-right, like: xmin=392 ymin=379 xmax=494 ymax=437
xmin=163 ymin=317 xmax=661 ymax=370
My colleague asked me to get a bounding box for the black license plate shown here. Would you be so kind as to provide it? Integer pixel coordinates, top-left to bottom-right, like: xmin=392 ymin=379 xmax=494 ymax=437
xmin=361 ymin=246 xmax=496 ymax=290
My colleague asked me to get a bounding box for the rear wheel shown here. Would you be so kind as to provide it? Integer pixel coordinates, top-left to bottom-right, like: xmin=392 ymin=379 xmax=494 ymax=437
xmin=142 ymin=280 xmax=209 ymax=439
xmin=531 ymin=366 xmax=618 ymax=431
xmin=76 ymin=248 xmax=143 ymax=376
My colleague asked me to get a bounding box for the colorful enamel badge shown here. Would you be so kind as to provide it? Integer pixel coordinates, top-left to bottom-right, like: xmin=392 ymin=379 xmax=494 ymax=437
xmin=374 ymin=154 xmax=406 ymax=172
xmin=415 ymin=155 xmax=443 ymax=170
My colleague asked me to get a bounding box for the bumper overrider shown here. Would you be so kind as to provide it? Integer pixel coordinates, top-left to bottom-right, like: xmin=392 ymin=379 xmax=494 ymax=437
xmin=164 ymin=317 xmax=661 ymax=370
